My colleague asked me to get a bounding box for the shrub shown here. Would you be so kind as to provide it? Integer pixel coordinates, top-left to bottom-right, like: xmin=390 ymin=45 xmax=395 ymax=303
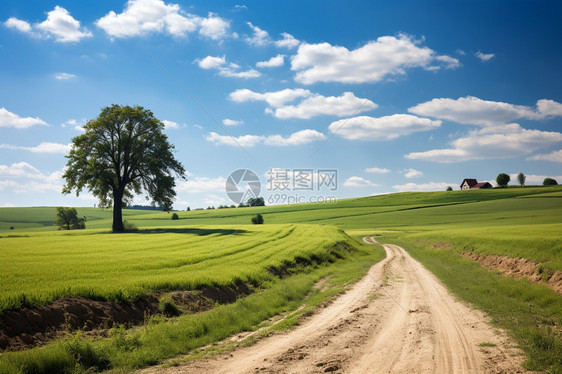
xmin=171 ymin=213 xmax=179 ymax=220
xmin=159 ymin=295 xmax=181 ymax=317
xmin=122 ymin=220 xmax=138 ymax=232
xmin=446 ymin=186 xmax=453 ymax=191
xmin=251 ymin=214 xmax=264 ymax=224
xmin=543 ymin=178 xmax=558 ymax=186
xmin=9 ymin=226 xmax=14 ymax=230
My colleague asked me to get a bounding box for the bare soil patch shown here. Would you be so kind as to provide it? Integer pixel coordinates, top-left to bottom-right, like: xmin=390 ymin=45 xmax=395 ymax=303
xmin=463 ymin=252 xmax=562 ymax=295
xmin=0 ymin=284 xmax=251 ymax=351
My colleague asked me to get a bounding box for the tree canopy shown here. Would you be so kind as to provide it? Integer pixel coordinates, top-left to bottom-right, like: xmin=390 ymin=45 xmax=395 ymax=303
xmin=496 ymin=173 xmax=510 ymax=188
xmin=543 ymin=177 xmax=558 ymax=186
xmin=517 ymin=172 xmax=526 ymax=186
xmin=63 ymin=105 xmax=186 ymax=232
xmin=55 ymin=207 xmax=86 ymax=230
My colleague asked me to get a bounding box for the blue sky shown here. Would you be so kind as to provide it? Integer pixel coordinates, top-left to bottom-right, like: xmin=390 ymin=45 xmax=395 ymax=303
xmin=1 ymin=0 xmax=561 ymax=209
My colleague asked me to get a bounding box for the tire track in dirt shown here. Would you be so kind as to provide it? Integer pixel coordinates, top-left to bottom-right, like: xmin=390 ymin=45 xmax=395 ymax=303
xmin=144 ymin=238 xmax=525 ymax=373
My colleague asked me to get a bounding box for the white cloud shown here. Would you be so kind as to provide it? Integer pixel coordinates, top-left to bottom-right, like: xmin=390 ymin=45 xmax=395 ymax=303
xmin=365 ymin=167 xmax=390 ymax=174
xmin=162 ymin=120 xmax=180 ymax=129
xmin=405 ymin=125 xmax=562 ymax=163
xmin=509 ymin=173 xmax=562 ymax=185
xmin=198 ymin=13 xmax=230 ymax=40
xmin=61 ymin=119 xmax=85 ymax=132
xmin=206 ymin=132 xmax=264 ymax=147
xmin=196 ymin=55 xmax=261 ymax=78
xmin=96 ymin=0 xmax=230 ymax=40
xmin=275 ymin=32 xmax=299 ymax=49
xmin=245 ymin=22 xmax=270 ymax=46
xmin=35 ymin=6 xmax=92 ymax=42
xmin=0 ymin=142 xmax=71 ymax=154
xmin=0 ymin=162 xmax=64 ymax=193
xmin=537 ymin=99 xmax=562 ymax=117
xmin=290 ymin=34 xmax=459 ymax=84
xmin=409 ymin=96 xmax=562 ymax=126
xmin=403 ymin=168 xmax=423 ymax=178
xmin=329 ymin=114 xmax=441 ymax=141
xmin=256 ymin=54 xmax=285 ymax=68
xmin=177 ymin=176 xmax=226 ymax=193
xmin=475 ymin=50 xmax=495 ymax=62
xmin=229 ymin=88 xmax=311 ymax=107
xmin=204 ymin=194 xmax=226 ymax=206
xmin=264 ymin=129 xmax=325 ymax=146
xmin=392 ymin=182 xmax=454 ymax=192
xmin=527 ymin=149 xmax=562 ymax=163
xmin=222 ymin=119 xmax=244 ymax=126
xmin=54 ymin=72 xmax=77 ymax=80
xmin=343 ymin=176 xmax=378 ymax=187
xmin=273 ymin=92 xmax=377 ymax=119
xmin=4 ymin=17 xmax=32 ymax=33
xmin=6 ymin=7 xmax=92 ymax=43
xmin=206 ymin=129 xmax=325 ymax=147
xmin=0 ymin=108 xmax=48 ymax=129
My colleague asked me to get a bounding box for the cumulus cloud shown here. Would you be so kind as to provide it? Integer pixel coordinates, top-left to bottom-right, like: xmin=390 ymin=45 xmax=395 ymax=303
xmin=392 ymin=182 xmax=455 ymax=192
xmin=0 ymin=142 xmax=71 ymax=154
xmin=405 ymin=125 xmax=562 ymax=163
xmin=0 ymin=108 xmax=48 ymax=129
xmin=403 ymin=168 xmax=423 ymax=178
xmin=54 ymin=72 xmax=77 ymax=80
xmin=273 ymin=92 xmax=376 ymax=120
xmin=61 ymin=119 xmax=85 ymax=132
xmin=96 ymin=0 xmax=230 ymax=40
xmin=4 ymin=17 xmax=32 ymax=33
xmin=329 ymin=114 xmax=441 ymax=141
xmin=408 ymin=96 xmax=562 ymax=126
xmin=275 ymin=32 xmax=300 ymax=49
xmin=343 ymin=176 xmax=378 ymax=188
xmin=245 ymin=22 xmax=270 ymax=46
xmin=206 ymin=129 xmax=325 ymax=147
xmin=0 ymin=162 xmax=64 ymax=193
xmin=162 ymin=120 xmax=180 ymax=129
xmin=527 ymin=149 xmax=562 ymax=163
xmin=230 ymin=89 xmax=375 ymax=119
xmin=196 ymin=55 xmax=261 ymax=78
xmin=229 ymin=88 xmax=311 ymax=107
xmin=263 ymin=129 xmax=325 ymax=146
xmin=475 ymin=50 xmax=495 ymax=62
xmin=222 ymin=119 xmax=244 ymax=126
xmin=5 ymin=6 xmax=92 ymax=42
xmin=365 ymin=167 xmax=390 ymax=174
xmin=256 ymin=54 xmax=285 ymax=68
xmin=176 ymin=176 xmax=226 ymax=193
xmin=290 ymin=34 xmax=459 ymax=84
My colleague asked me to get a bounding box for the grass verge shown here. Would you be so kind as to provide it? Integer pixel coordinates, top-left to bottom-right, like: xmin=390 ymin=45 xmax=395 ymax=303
xmin=392 ymin=239 xmax=562 ymax=373
xmin=0 ymin=235 xmax=384 ymax=373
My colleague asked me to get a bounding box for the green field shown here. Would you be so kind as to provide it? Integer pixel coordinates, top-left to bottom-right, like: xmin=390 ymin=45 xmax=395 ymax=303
xmin=1 ymin=185 xmax=561 ymax=373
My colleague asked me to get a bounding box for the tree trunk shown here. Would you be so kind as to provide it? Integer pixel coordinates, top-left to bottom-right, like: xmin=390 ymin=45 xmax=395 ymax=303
xmin=112 ymin=188 xmax=125 ymax=232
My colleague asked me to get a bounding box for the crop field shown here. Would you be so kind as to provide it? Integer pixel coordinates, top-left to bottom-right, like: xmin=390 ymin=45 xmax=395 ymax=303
xmin=0 ymin=185 xmax=561 ymax=373
xmin=0 ymin=224 xmax=356 ymax=312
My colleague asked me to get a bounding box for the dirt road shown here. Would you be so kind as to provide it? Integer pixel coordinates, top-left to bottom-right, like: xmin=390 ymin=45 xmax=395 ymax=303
xmin=148 ymin=238 xmax=525 ymax=373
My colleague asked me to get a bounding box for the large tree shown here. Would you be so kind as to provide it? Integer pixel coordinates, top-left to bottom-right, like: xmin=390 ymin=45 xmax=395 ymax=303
xmin=63 ymin=105 xmax=186 ymax=232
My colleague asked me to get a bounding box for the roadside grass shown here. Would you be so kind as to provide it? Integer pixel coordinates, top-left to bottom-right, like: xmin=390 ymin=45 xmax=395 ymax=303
xmin=403 ymin=223 xmax=562 ymax=271
xmin=392 ymin=239 xmax=562 ymax=373
xmin=0 ymin=236 xmax=384 ymax=373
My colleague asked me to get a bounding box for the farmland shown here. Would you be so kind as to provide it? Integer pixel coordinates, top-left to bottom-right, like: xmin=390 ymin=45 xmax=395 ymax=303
xmin=0 ymin=185 xmax=561 ymax=372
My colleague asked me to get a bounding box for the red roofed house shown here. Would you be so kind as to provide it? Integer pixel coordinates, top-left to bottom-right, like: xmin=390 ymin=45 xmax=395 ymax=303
xmin=460 ymin=179 xmax=493 ymax=190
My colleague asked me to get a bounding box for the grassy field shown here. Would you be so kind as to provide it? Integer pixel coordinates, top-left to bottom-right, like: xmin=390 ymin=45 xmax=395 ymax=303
xmin=0 ymin=224 xmax=358 ymax=312
xmin=0 ymin=185 xmax=561 ymax=372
